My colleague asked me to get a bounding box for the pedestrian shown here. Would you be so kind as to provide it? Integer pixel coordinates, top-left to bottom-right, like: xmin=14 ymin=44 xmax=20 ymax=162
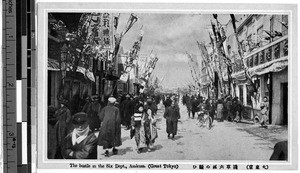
xmin=120 ymin=94 xmax=133 ymax=129
xmin=225 ymin=96 xmax=233 ymax=121
xmin=54 ymin=99 xmax=72 ymax=159
xmin=233 ymin=97 xmax=244 ymax=122
xmin=185 ymin=95 xmax=192 ymax=118
xmin=182 ymin=94 xmax=187 ymax=105
xmin=97 ymin=97 xmax=122 ymax=157
xmin=81 ymin=96 xmax=92 ymax=113
xmin=216 ymin=98 xmax=224 ymax=121
xmin=144 ymin=104 xmax=158 ymax=151
xmin=206 ymin=99 xmax=216 ymax=128
xmin=191 ymin=96 xmax=199 ymax=119
xmin=260 ymin=96 xmax=269 ymax=127
xmin=164 ymin=101 xmax=180 ymax=139
xmin=61 ymin=112 xmax=97 ymax=159
xmin=131 ymin=104 xmax=146 ymax=153
xmin=85 ymin=95 xmax=102 ymax=131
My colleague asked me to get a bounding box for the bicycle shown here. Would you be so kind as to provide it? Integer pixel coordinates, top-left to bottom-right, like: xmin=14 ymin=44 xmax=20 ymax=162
xmin=197 ymin=111 xmax=212 ymax=129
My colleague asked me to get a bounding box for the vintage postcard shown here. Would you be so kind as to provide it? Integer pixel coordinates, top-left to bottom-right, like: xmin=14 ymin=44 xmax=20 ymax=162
xmin=35 ymin=1 xmax=298 ymax=171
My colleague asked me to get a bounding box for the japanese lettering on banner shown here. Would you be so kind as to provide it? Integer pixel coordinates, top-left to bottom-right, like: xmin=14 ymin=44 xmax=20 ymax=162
xmin=119 ymin=29 xmax=144 ymax=82
xmin=127 ymin=29 xmax=144 ymax=65
xmin=137 ymin=56 xmax=148 ymax=78
xmin=101 ymin=13 xmax=114 ymax=50
xmin=141 ymin=54 xmax=158 ymax=81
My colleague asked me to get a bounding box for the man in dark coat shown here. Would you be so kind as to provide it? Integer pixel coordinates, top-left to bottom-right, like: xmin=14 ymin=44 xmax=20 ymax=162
xmin=120 ymin=94 xmax=133 ymax=129
xmin=205 ymin=99 xmax=216 ymax=126
xmin=54 ymin=99 xmax=72 ymax=159
xmin=191 ymin=96 xmax=199 ymax=119
xmin=224 ymin=96 xmax=233 ymax=121
xmin=85 ymin=95 xmax=102 ymax=131
xmin=164 ymin=101 xmax=180 ymax=139
xmin=61 ymin=112 xmax=97 ymax=159
xmin=98 ymin=97 xmax=122 ymax=157
xmin=185 ymin=95 xmax=192 ymax=118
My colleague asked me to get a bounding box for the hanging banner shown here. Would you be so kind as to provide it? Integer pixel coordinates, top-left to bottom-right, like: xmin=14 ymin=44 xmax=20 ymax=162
xmin=100 ymin=13 xmax=115 ymax=50
xmin=141 ymin=54 xmax=159 ymax=81
xmin=137 ymin=55 xmax=148 ymax=78
xmin=120 ymin=28 xmax=144 ymax=82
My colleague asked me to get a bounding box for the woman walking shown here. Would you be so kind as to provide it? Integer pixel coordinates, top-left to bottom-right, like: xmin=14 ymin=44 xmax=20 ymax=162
xmin=131 ymin=104 xmax=147 ymax=153
xmin=143 ymin=107 xmax=158 ymax=151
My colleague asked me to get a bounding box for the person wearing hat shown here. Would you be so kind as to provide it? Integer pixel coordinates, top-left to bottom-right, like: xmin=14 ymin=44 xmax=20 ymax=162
xmin=61 ymin=112 xmax=97 ymax=159
xmin=97 ymin=97 xmax=122 ymax=157
xmin=120 ymin=94 xmax=133 ymax=130
xmin=54 ymin=99 xmax=72 ymax=159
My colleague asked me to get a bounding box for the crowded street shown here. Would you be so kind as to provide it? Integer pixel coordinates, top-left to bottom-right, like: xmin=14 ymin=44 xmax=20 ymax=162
xmin=97 ymin=96 xmax=276 ymax=160
xmin=47 ymin=12 xmax=289 ymax=162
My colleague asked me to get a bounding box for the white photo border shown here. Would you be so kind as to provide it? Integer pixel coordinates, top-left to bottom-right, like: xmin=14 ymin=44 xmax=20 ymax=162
xmin=36 ymin=2 xmax=298 ymax=170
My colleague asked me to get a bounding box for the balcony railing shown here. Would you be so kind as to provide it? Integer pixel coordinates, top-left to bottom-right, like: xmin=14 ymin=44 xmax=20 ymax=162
xmin=233 ymin=35 xmax=288 ymax=73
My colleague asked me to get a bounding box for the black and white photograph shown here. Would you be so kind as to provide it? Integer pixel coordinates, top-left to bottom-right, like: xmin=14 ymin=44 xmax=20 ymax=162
xmin=35 ymin=1 xmax=298 ymax=171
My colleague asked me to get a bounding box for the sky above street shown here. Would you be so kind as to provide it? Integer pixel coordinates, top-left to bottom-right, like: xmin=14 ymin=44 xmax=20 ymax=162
xmin=116 ymin=13 xmax=232 ymax=89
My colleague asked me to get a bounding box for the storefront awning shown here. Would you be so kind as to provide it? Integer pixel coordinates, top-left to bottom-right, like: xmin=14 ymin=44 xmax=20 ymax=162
xmin=48 ymin=58 xmax=95 ymax=82
xmin=249 ymin=56 xmax=288 ymax=76
xmin=231 ymin=71 xmax=246 ymax=81
xmin=231 ymin=56 xmax=288 ymax=81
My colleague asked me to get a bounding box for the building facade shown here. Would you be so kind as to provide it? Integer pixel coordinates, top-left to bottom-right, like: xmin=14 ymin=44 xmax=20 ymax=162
xmin=225 ymin=14 xmax=288 ymax=125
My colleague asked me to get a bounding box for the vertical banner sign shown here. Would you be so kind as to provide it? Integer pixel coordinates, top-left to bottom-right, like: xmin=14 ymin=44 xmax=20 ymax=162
xmin=100 ymin=13 xmax=114 ymax=50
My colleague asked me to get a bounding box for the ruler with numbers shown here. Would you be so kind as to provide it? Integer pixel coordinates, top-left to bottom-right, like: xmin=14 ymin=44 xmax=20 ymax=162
xmin=2 ymin=0 xmax=35 ymax=173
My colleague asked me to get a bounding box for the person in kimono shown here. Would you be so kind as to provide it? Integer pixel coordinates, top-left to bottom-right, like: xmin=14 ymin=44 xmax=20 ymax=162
xmin=143 ymin=104 xmax=158 ymax=151
xmin=61 ymin=112 xmax=97 ymax=159
xmin=131 ymin=104 xmax=147 ymax=153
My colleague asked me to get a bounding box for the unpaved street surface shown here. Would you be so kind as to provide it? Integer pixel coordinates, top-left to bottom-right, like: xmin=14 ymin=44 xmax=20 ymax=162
xmin=98 ymin=102 xmax=275 ymax=160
